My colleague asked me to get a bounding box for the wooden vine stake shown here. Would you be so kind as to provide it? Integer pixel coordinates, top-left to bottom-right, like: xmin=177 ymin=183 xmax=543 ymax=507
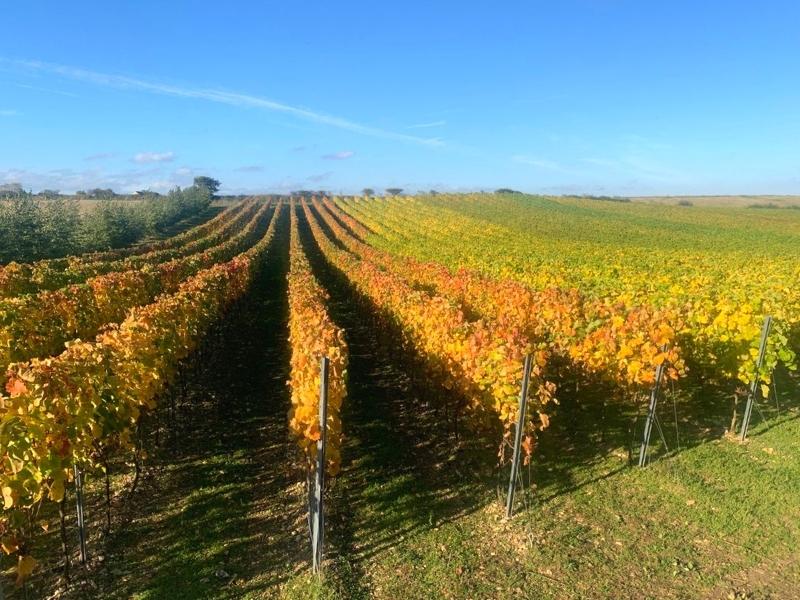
xmin=505 ymin=354 xmax=533 ymax=519
xmin=311 ymin=357 xmax=330 ymax=573
xmin=740 ymin=316 xmax=773 ymax=441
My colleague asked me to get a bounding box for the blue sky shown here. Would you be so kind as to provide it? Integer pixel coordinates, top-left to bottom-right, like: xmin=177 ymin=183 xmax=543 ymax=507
xmin=1 ymin=1 xmax=799 ymax=195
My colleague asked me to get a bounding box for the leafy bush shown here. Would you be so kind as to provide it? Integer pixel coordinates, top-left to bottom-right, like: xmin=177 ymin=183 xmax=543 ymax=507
xmin=0 ymin=196 xmax=81 ymax=262
xmin=0 ymin=178 xmax=217 ymax=264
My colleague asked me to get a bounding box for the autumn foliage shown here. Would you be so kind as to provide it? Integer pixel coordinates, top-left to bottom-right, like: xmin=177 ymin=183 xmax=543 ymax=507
xmin=0 ymin=203 xmax=282 ymax=582
xmin=0 ymin=201 xmax=274 ymax=377
xmin=302 ymin=200 xmax=556 ymax=467
xmin=287 ymin=203 xmax=348 ymax=475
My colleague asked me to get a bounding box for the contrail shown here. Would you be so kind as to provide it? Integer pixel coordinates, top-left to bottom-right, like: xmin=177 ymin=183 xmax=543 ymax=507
xmin=1 ymin=58 xmax=445 ymax=147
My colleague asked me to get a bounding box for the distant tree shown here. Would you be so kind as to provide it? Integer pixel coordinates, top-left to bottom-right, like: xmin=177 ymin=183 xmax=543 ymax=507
xmin=87 ymin=188 xmax=117 ymax=200
xmin=0 ymin=183 xmax=26 ymax=199
xmin=0 ymin=181 xmax=214 ymax=262
xmin=80 ymin=202 xmax=147 ymax=249
xmin=429 ymin=189 xmax=438 ymax=195
xmin=495 ymin=188 xmax=521 ymax=194
xmin=386 ymin=188 xmax=403 ymax=196
xmin=0 ymin=196 xmax=43 ymax=261
xmin=144 ymin=185 xmax=213 ymax=231
xmin=194 ymin=176 xmax=221 ymax=196
xmin=677 ymin=199 xmax=693 ymax=207
xmin=582 ymin=194 xmax=630 ymax=203
xmin=361 ymin=188 xmax=375 ymax=197
xmin=135 ymin=189 xmax=161 ymax=198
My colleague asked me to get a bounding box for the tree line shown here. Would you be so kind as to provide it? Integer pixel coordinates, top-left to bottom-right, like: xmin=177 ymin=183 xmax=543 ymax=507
xmin=0 ymin=177 xmax=220 ymax=264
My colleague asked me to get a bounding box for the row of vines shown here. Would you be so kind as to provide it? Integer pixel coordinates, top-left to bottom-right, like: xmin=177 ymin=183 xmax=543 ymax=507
xmin=333 ymin=196 xmax=799 ymax=417
xmin=0 ymin=202 xmax=281 ymax=584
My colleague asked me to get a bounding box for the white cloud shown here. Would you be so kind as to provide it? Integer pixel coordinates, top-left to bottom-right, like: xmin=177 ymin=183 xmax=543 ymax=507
xmin=0 ymin=167 xmax=184 ymax=194
xmin=235 ymin=165 xmax=265 ymax=173
xmin=174 ymin=166 xmax=193 ymax=176
xmin=133 ymin=151 xmax=176 ymax=164
xmin=322 ymin=151 xmax=354 ymax=160
xmin=0 ymin=109 xmax=20 ymax=117
xmin=3 ymin=58 xmax=445 ymax=147
xmin=407 ymin=120 xmax=446 ymax=129
xmin=144 ymin=180 xmax=178 ymax=192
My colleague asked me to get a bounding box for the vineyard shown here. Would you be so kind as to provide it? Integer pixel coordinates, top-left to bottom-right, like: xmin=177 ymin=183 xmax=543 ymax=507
xmin=0 ymin=195 xmax=798 ymax=599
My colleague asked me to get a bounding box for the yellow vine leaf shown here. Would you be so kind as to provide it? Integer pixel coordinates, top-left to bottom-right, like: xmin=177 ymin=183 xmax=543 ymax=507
xmin=16 ymin=555 xmax=37 ymax=586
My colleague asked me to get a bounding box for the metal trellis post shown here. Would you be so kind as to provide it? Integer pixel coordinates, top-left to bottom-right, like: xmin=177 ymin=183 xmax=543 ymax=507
xmin=740 ymin=316 xmax=773 ymax=441
xmin=311 ymin=357 xmax=330 ymax=573
xmin=74 ymin=465 xmax=88 ymax=565
xmin=638 ymin=350 xmax=668 ymax=467
xmin=505 ymin=354 xmax=533 ymax=519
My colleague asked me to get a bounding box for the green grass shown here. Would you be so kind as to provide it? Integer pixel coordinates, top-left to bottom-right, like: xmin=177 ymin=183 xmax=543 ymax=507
xmin=296 ymin=377 xmax=800 ymax=599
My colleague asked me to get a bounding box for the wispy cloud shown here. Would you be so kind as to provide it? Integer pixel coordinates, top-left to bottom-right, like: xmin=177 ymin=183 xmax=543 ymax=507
xmin=2 ymin=58 xmax=445 ymax=147
xmin=235 ymin=165 xmax=265 ymax=173
xmin=84 ymin=152 xmax=116 ymax=161
xmin=322 ymin=151 xmax=354 ymax=160
xmin=0 ymin=109 xmax=20 ymax=117
xmin=133 ymin=151 xmax=176 ymax=164
xmin=582 ymin=156 xmax=682 ymax=181
xmin=10 ymin=82 xmax=79 ymax=98
xmin=407 ymin=120 xmax=446 ymax=129
xmin=173 ymin=166 xmax=193 ymax=176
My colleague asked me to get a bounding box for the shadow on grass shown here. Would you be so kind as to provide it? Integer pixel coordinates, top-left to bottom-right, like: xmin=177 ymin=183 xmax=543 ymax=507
xmin=83 ymin=206 xmax=307 ymax=599
xmin=528 ymin=360 xmax=800 ymax=512
xmin=297 ymin=205 xmax=496 ymax=597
